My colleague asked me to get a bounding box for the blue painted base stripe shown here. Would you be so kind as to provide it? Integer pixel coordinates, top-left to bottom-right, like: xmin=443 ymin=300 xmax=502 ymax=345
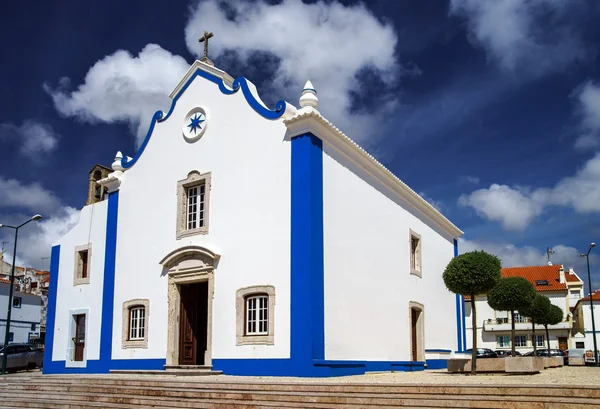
xmin=43 ymin=359 xmax=166 ymax=374
xmin=426 ymin=359 xmax=449 ymax=369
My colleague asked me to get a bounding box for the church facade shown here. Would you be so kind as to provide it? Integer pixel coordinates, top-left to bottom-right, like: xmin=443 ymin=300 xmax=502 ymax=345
xmin=43 ymin=59 xmax=464 ymax=376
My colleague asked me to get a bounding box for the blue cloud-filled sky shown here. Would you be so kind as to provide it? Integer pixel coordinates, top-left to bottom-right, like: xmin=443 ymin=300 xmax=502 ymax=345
xmin=1 ymin=0 xmax=600 ymax=287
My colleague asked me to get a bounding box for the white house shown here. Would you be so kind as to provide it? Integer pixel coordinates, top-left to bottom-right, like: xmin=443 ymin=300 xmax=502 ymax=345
xmin=464 ymin=264 xmax=583 ymax=354
xmin=572 ymin=290 xmax=600 ymax=356
xmin=43 ymin=57 xmax=464 ymax=376
xmin=0 ymin=281 xmax=42 ymax=345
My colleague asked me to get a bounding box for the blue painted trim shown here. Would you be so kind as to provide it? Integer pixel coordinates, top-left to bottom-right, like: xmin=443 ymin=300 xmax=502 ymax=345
xmin=425 ymin=349 xmax=452 ymax=353
xmin=43 ymin=359 xmax=165 ymax=374
xmin=453 ymin=238 xmax=463 ymax=352
xmin=364 ymin=361 xmax=426 ymax=372
xmin=426 ymin=359 xmax=449 ymax=369
xmin=462 ymin=296 xmax=467 ymax=351
xmin=290 ymin=132 xmax=324 ymax=370
xmin=42 ymin=245 xmax=60 ymax=372
xmin=121 ymin=70 xmax=288 ymax=169
xmin=99 ymin=191 xmax=119 ymax=364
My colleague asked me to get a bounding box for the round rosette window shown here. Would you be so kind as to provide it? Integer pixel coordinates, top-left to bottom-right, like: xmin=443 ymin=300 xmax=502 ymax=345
xmin=183 ymin=107 xmax=208 ymax=142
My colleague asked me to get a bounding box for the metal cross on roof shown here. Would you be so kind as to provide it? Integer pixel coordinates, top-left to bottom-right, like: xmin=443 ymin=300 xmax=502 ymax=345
xmin=198 ymin=30 xmax=214 ymax=66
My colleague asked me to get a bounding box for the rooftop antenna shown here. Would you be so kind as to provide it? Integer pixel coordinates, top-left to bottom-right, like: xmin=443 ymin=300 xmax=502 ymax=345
xmin=547 ymin=247 xmax=555 ymax=266
xmin=0 ymin=241 xmax=8 ymax=261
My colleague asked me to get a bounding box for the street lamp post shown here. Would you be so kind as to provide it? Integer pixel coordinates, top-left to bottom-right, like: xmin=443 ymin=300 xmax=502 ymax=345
xmin=0 ymin=215 xmax=42 ymax=375
xmin=581 ymin=242 xmax=599 ymax=367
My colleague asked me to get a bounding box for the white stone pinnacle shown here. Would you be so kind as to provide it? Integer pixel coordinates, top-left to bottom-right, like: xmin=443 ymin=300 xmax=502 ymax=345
xmin=299 ymin=80 xmax=318 ymax=108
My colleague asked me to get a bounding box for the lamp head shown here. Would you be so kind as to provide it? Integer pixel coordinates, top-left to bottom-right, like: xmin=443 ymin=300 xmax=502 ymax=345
xmin=31 ymin=214 xmax=42 ymax=221
xmin=591 ymin=243 xmax=596 ymax=249
xmin=581 ymin=254 xmax=587 ymax=258
xmin=0 ymin=224 xmax=3 ymax=228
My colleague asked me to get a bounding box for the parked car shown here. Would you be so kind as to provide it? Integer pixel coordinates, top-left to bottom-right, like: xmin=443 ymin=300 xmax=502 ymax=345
xmin=464 ymin=348 xmax=498 ymax=358
xmin=495 ymin=350 xmax=522 ymax=357
xmin=523 ymin=349 xmax=568 ymax=365
xmin=0 ymin=344 xmax=43 ymax=372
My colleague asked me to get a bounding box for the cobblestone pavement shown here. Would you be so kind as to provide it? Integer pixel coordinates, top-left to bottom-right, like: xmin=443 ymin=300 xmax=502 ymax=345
xmin=12 ymin=366 xmax=600 ymax=387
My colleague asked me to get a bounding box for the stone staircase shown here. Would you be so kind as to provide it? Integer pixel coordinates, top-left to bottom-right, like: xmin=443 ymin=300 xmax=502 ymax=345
xmin=0 ymin=374 xmax=599 ymax=408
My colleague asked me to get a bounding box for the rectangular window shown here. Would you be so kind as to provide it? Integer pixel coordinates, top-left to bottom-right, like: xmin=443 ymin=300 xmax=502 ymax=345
xmin=246 ymin=295 xmax=268 ymax=335
xmin=79 ymin=250 xmax=89 ymax=278
xmin=409 ymin=230 xmax=422 ymax=276
xmin=13 ymin=297 xmax=21 ymax=308
xmin=186 ymin=184 xmax=206 ymax=230
xmin=513 ymin=313 xmax=528 ymax=323
xmin=8 ymin=332 xmax=13 ymax=343
xmin=514 ymin=335 xmax=527 ymax=347
xmin=31 ymin=323 xmax=36 ymax=331
xmin=74 ymin=245 xmax=92 ymax=285
xmin=535 ymin=335 xmax=545 ymax=347
xmin=497 ymin=335 xmax=510 ymax=348
xmin=31 ymin=282 xmax=38 ymax=289
xmin=129 ymin=306 xmax=146 ymax=340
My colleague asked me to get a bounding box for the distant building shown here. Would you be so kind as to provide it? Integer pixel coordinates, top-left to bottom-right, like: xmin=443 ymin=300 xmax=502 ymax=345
xmin=571 ymin=290 xmax=600 ymax=355
xmin=0 ymin=280 xmax=42 ymax=345
xmin=465 ymin=264 xmax=584 ymax=353
xmin=0 ymin=259 xmax=50 ymax=342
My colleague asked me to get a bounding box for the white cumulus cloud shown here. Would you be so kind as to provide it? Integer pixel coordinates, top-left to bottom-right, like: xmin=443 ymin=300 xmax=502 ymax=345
xmin=450 ymin=0 xmax=589 ymax=75
xmin=184 ymin=0 xmax=400 ymax=143
xmin=0 ymin=120 xmax=59 ymax=160
xmin=0 ymin=176 xmax=80 ymax=269
xmin=459 ymin=152 xmax=600 ymax=230
xmin=574 ymin=80 xmax=600 ymax=149
xmin=45 ymin=44 xmax=190 ymax=146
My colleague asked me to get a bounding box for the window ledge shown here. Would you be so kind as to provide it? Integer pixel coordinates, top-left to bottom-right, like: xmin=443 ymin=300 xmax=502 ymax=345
xmin=73 ymin=277 xmax=90 ymax=286
xmin=236 ymin=335 xmax=274 ymax=346
xmin=122 ymin=339 xmax=148 ymax=349
xmin=176 ymin=227 xmax=208 ymax=240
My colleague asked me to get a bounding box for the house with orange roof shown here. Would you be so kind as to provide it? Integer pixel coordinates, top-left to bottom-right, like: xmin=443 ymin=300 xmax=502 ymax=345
xmin=464 ymin=264 xmax=584 ymax=353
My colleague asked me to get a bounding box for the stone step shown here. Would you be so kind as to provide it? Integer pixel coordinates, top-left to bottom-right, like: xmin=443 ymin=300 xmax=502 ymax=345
xmin=110 ymin=369 xmax=223 ymax=376
xmin=3 ymin=377 xmax=599 ymax=400
xmin=1 ymin=385 xmax=599 ymax=409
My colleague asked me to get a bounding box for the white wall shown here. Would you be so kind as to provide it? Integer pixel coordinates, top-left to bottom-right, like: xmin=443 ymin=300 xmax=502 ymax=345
xmin=52 ymin=201 xmax=107 ymax=362
xmin=579 ymin=302 xmax=600 ymax=352
xmin=111 ymin=74 xmax=292 ymax=360
xmin=321 ymin=144 xmax=457 ymax=361
xmin=0 ymin=284 xmax=41 ymax=344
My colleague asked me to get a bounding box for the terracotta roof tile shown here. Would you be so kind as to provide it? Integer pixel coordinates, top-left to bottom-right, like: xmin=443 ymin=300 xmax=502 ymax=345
xmin=566 ymin=273 xmax=582 ymax=283
xmin=501 ymin=265 xmax=567 ymax=292
xmin=579 ymin=291 xmax=600 ymax=303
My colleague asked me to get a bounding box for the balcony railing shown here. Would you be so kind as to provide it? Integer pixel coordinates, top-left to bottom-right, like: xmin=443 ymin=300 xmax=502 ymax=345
xmin=482 ymin=319 xmax=570 ymax=332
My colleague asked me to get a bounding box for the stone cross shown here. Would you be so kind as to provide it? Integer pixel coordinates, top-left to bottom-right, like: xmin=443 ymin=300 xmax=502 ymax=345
xmin=198 ymin=31 xmax=214 ymax=64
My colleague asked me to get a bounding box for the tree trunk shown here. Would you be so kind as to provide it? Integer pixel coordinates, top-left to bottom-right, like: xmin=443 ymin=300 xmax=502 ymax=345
xmin=532 ymin=317 xmax=537 ymax=354
xmin=545 ymin=325 xmax=551 ymax=352
xmin=511 ymin=310 xmax=516 ymax=356
xmin=471 ymin=293 xmax=477 ymax=375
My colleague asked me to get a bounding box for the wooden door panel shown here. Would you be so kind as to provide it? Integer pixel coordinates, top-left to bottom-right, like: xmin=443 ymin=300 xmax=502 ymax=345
xmin=411 ymin=309 xmax=417 ymax=361
xmin=179 ymin=285 xmax=197 ymax=365
xmin=73 ymin=314 xmax=85 ymax=362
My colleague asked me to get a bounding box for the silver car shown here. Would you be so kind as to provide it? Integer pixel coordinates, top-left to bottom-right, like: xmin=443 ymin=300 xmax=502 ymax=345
xmin=0 ymin=344 xmax=43 ymax=372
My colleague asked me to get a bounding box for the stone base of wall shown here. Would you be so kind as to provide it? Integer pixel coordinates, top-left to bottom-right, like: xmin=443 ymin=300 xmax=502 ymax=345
xmin=505 ymin=357 xmax=544 ymax=373
xmin=447 ymin=358 xmax=505 ymax=373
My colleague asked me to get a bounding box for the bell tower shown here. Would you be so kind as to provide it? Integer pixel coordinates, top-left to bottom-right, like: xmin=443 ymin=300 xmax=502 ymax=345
xmin=86 ymin=164 xmax=112 ymax=205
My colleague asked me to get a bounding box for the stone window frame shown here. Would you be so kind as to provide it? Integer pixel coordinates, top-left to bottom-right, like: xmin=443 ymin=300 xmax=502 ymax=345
xmin=409 ymin=229 xmax=422 ymax=278
xmin=121 ymin=299 xmax=150 ymax=349
xmin=176 ymin=171 xmax=212 ymax=239
xmin=236 ymin=285 xmax=275 ymax=346
xmin=73 ymin=244 xmax=92 ymax=286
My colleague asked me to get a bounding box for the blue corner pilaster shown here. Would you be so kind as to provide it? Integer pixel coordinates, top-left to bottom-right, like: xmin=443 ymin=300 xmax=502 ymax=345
xmin=99 ymin=191 xmax=119 ymax=366
xmin=42 ymin=245 xmax=60 ymax=372
xmin=453 ymin=239 xmax=463 ymax=352
xmin=290 ymin=132 xmax=324 ymax=373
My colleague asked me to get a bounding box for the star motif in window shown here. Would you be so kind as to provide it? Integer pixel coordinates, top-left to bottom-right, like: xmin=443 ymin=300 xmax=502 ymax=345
xmin=187 ymin=113 xmax=205 ymax=134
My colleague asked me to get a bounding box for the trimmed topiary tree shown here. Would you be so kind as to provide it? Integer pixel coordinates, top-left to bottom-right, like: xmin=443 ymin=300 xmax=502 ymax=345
xmin=443 ymin=251 xmax=501 ymax=375
xmin=538 ymin=304 xmax=564 ymax=352
xmin=488 ymin=277 xmax=536 ymax=356
xmin=519 ymin=294 xmax=552 ymax=353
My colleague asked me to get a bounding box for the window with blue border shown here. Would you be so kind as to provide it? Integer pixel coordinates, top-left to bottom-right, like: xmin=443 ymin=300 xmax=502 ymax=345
xmin=8 ymin=332 xmax=13 ymax=342
xmin=13 ymin=297 xmax=21 ymax=308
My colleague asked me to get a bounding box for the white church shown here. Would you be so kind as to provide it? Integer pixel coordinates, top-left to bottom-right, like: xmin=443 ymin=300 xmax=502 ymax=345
xmin=43 ymin=45 xmax=464 ymax=376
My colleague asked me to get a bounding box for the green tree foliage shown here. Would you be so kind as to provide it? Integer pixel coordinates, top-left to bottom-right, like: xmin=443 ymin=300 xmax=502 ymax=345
xmin=519 ymin=295 xmax=551 ymax=353
xmin=538 ymin=304 xmax=564 ymax=351
xmin=488 ymin=277 xmax=536 ymax=355
xmin=443 ymin=251 xmax=502 ymax=375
